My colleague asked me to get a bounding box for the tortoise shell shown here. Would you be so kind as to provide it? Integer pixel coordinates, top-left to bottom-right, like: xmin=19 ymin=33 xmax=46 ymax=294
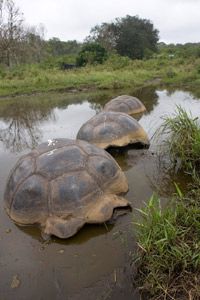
xmin=4 ymin=138 xmax=129 ymax=239
xmin=104 ymin=95 xmax=146 ymax=115
xmin=77 ymin=111 xmax=149 ymax=149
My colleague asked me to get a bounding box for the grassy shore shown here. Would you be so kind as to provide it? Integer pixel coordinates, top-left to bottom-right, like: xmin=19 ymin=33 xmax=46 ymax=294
xmin=134 ymin=108 xmax=200 ymax=300
xmin=134 ymin=191 xmax=200 ymax=300
xmin=0 ymin=55 xmax=200 ymax=97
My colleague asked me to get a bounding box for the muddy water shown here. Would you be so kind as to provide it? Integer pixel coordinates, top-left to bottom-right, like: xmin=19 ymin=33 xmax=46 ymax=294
xmin=1 ymin=87 xmax=200 ymax=300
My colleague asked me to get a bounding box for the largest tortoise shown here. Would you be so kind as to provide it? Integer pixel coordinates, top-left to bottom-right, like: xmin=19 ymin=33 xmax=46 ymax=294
xmin=4 ymin=138 xmax=129 ymax=239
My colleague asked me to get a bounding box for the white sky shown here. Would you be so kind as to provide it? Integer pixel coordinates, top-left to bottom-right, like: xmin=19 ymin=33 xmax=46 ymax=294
xmin=15 ymin=0 xmax=200 ymax=44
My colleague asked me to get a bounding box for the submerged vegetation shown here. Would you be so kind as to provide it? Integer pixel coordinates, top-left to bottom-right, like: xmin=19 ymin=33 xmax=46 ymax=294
xmin=134 ymin=108 xmax=200 ymax=299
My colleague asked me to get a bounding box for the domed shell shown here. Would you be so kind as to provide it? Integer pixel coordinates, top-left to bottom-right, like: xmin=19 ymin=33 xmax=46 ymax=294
xmin=77 ymin=112 xmax=149 ymax=149
xmin=104 ymin=95 xmax=146 ymax=115
xmin=4 ymin=138 xmax=129 ymax=239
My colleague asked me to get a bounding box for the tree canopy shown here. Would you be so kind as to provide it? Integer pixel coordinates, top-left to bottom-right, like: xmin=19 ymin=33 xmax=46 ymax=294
xmin=86 ymin=15 xmax=159 ymax=59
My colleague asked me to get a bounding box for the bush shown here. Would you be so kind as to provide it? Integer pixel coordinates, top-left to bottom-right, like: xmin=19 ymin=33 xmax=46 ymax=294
xmin=103 ymin=53 xmax=132 ymax=70
xmin=0 ymin=67 xmax=6 ymax=79
xmin=76 ymin=43 xmax=107 ymax=67
xmin=166 ymin=68 xmax=177 ymax=78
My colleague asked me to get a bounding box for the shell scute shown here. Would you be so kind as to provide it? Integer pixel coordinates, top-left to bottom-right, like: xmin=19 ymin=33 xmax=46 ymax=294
xmin=10 ymin=175 xmax=48 ymax=224
xmin=36 ymin=145 xmax=86 ymax=179
xmin=51 ymin=171 xmax=101 ymax=212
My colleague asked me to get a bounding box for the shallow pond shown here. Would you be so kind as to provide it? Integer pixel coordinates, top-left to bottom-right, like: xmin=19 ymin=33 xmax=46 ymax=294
xmin=1 ymin=87 xmax=200 ymax=300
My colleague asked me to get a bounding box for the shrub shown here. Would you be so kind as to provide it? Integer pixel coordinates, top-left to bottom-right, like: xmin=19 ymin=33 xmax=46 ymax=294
xmin=76 ymin=43 xmax=107 ymax=67
xmin=103 ymin=53 xmax=132 ymax=70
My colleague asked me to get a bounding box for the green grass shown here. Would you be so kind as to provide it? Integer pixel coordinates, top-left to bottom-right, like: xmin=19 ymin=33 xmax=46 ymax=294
xmin=0 ymin=65 xmax=152 ymax=96
xmin=133 ymin=191 xmax=200 ymax=300
xmin=134 ymin=108 xmax=200 ymax=299
xmin=157 ymin=106 xmax=200 ymax=174
xmin=0 ymin=55 xmax=200 ymax=96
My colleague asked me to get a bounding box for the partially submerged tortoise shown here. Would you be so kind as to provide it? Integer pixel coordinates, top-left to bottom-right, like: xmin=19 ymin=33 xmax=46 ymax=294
xmin=4 ymin=138 xmax=129 ymax=239
xmin=104 ymin=95 xmax=146 ymax=115
xmin=77 ymin=111 xmax=149 ymax=149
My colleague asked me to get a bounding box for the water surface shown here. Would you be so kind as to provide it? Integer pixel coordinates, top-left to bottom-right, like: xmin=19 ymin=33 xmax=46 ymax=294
xmin=0 ymin=87 xmax=200 ymax=300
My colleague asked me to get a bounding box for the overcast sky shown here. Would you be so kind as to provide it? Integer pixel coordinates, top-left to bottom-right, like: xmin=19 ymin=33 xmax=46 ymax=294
xmin=15 ymin=0 xmax=200 ymax=44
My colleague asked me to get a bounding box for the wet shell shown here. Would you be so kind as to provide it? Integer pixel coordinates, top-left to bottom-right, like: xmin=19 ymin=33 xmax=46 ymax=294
xmin=104 ymin=95 xmax=146 ymax=115
xmin=77 ymin=111 xmax=149 ymax=149
xmin=4 ymin=138 xmax=129 ymax=239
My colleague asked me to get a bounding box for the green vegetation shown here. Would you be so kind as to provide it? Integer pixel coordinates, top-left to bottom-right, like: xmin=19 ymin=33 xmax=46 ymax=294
xmin=134 ymin=109 xmax=200 ymax=299
xmin=0 ymin=53 xmax=200 ymax=96
xmin=86 ymin=15 xmax=159 ymax=59
xmin=1 ymin=1 xmax=200 ymax=97
xmin=0 ymin=0 xmax=81 ymax=67
xmin=76 ymin=43 xmax=107 ymax=67
xmin=158 ymin=106 xmax=200 ymax=174
xmin=134 ymin=192 xmax=200 ymax=300
xmin=46 ymin=38 xmax=81 ymax=57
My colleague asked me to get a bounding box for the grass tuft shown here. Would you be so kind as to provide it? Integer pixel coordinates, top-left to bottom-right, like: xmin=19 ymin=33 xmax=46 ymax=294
xmin=133 ymin=192 xmax=200 ymax=300
xmin=157 ymin=106 xmax=200 ymax=174
xmin=133 ymin=109 xmax=200 ymax=299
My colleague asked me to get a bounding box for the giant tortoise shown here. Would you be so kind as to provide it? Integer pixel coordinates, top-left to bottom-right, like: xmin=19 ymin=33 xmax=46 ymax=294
xmin=77 ymin=111 xmax=149 ymax=149
xmin=104 ymin=95 xmax=146 ymax=115
xmin=4 ymin=138 xmax=129 ymax=239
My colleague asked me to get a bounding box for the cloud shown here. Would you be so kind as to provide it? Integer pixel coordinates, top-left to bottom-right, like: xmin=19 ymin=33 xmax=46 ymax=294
xmin=15 ymin=0 xmax=200 ymax=43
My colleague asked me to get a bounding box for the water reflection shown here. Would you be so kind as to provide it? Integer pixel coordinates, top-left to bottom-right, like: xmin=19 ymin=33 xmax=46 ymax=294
xmin=1 ymin=87 xmax=200 ymax=155
xmin=108 ymin=146 xmax=149 ymax=171
xmin=134 ymin=85 xmax=159 ymax=113
xmin=0 ymin=88 xmax=158 ymax=154
xmin=17 ymin=223 xmax=114 ymax=244
xmin=0 ymin=103 xmax=91 ymax=154
xmin=139 ymin=89 xmax=200 ymax=143
xmin=0 ymin=90 xmax=120 ymax=153
xmin=0 ymin=120 xmax=40 ymax=153
xmin=107 ymin=145 xmax=181 ymax=200
xmin=0 ymin=99 xmax=55 ymax=152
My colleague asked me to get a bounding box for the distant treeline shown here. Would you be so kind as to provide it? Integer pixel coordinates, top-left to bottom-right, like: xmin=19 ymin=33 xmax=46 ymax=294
xmin=0 ymin=0 xmax=81 ymax=67
xmin=158 ymin=42 xmax=200 ymax=58
xmin=0 ymin=0 xmax=200 ymax=70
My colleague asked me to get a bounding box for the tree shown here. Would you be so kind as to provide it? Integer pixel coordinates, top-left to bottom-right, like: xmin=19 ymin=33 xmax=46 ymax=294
xmin=46 ymin=38 xmax=81 ymax=56
xmin=22 ymin=24 xmax=46 ymax=63
xmin=0 ymin=0 xmax=24 ymax=66
xmin=0 ymin=0 xmax=46 ymax=66
xmin=86 ymin=22 xmax=117 ymax=52
xmin=87 ymin=15 xmax=159 ymax=59
xmin=76 ymin=43 xmax=107 ymax=66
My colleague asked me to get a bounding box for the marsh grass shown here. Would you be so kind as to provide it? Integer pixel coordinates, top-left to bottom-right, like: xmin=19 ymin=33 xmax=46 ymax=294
xmin=134 ymin=108 xmax=200 ymax=299
xmin=156 ymin=106 xmax=200 ymax=174
xmin=133 ymin=192 xmax=200 ymax=300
